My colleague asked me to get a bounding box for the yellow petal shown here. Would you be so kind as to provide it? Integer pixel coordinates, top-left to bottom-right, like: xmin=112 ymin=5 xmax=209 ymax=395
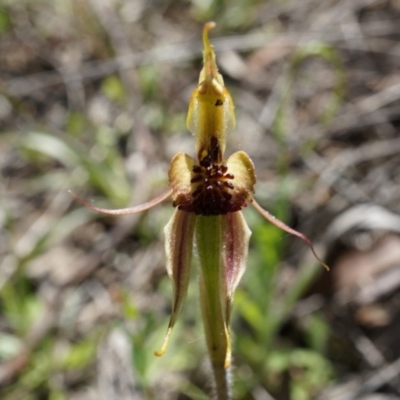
xmin=225 ymin=150 xmax=257 ymax=201
xmin=155 ymin=209 xmax=196 ymax=357
xmin=168 ymin=152 xmax=195 ymax=209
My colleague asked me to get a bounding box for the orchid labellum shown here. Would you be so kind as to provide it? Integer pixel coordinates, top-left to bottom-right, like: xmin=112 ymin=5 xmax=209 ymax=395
xmin=71 ymin=22 xmax=328 ymax=400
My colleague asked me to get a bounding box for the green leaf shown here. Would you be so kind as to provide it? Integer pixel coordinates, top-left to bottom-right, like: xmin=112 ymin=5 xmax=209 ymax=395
xmin=66 ymin=112 xmax=87 ymax=136
xmin=21 ymin=132 xmax=79 ymax=168
xmin=101 ymin=75 xmax=127 ymax=104
xmin=61 ymin=338 xmax=97 ymax=370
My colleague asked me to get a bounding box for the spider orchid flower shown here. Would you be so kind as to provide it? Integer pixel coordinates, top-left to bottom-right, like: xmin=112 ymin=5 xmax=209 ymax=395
xmin=70 ymin=22 xmax=328 ymax=399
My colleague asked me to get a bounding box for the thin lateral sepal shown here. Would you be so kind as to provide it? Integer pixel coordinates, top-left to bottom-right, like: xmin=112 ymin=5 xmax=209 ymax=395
xmin=250 ymin=197 xmax=329 ymax=271
xmin=68 ymin=189 xmax=173 ymax=215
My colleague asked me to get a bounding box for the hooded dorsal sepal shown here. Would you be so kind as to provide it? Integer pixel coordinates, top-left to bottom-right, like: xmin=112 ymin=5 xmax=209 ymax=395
xmin=187 ymin=22 xmax=235 ymax=162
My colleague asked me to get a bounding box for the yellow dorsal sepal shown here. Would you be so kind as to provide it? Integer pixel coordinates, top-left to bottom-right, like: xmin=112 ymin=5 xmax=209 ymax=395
xmin=199 ymin=22 xmax=224 ymax=88
xmin=187 ymin=22 xmax=235 ymax=162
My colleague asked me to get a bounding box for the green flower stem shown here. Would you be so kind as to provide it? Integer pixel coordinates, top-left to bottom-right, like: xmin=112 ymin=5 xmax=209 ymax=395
xmin=196 ymin=215 xmax=231 ymax=400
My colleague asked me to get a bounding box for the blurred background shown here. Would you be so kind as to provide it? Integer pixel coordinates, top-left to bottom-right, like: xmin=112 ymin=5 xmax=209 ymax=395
xmin=1 ymin=0 xmax=400 ymax=399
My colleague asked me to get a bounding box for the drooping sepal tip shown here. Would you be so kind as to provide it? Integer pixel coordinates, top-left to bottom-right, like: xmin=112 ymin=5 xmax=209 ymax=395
xmin=154 ymin=326 xmax=172 ymax=357
xmin=154 ymin=210 xmax=196 ymax=358
xmin=250 ymin=198 xmax=330 ymax=271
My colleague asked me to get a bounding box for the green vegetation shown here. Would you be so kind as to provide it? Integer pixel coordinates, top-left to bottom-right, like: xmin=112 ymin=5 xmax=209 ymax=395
xmin=2 ymin=0 xmax=398 ymax=399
